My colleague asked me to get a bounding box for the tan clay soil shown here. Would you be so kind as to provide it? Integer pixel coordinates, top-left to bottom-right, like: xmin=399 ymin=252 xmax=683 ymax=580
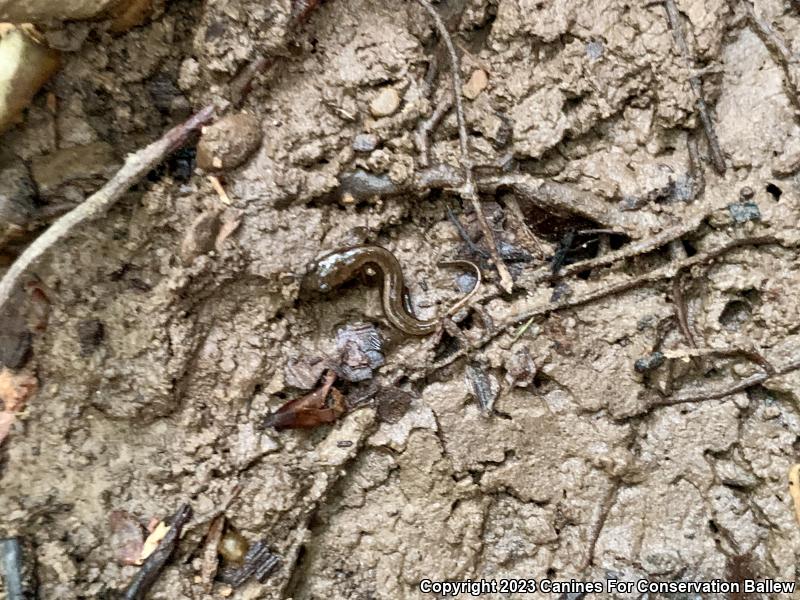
xmin=2 ymin=0 xmax=800 ymax=598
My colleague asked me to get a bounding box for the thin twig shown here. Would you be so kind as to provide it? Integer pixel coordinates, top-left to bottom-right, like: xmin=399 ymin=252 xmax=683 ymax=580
xmin=581 ymin=480 xmax=621 ymax=571
xmin=421 ymin=235 xmax=782 ymax=378
xmin=742 ymin=0 xmax=800 ymax=113
xmin=511 ymin=236 xmax=778 ymax=326
xmin=0 ymin=106 xmax=216 ymax=315
xmin=671 ymin=270 xmax=698 ymax=349
xmin=687 ymin=134 xmax=705 ymax=199
xmin=549 ymin=212 xmax=708 ymax=279
xmin=416 ymin=92 xmax=454 ymax=167
xmin=230 ymin=0 xmax=327 ymax=103
xmin=479 ymin=173 xmax=655 ymax=239
xmin=208 ymin=175 xmax=233 ymax=205
xmin=446 ymin=205 xmax=489 ymax=259
xmin=0 ymin=538 xmax=36 ymax=600
xmin=123 ymin=504 xmax=193 ymax=600
xmin=663 ymin=0 xmax=726 ymax=174
xmin=415 ymin=0 xmax=515 ymax=294
xmin=653 ymin=355 xmax=800 ymax=407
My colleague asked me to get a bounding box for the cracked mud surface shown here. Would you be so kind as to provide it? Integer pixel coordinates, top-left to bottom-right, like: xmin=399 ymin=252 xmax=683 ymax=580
xmin=1 ymin=0 xmax=800 ymax=598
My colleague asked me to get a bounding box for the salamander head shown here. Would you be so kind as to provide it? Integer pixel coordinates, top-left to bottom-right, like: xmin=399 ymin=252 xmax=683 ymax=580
xmin=301 ymin=259 xmax=330 ymax=294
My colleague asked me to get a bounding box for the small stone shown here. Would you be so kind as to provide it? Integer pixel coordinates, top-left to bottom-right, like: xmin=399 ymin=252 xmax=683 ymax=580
xmin=727 ymin=202 xmax=761 ymax=223
xmin=462 ymin=69 xmax=489 ymax=100
xmin=0 ymin=28 xmax=61 ymax=133
xmin=0 ymin=157 xmax=36 ymax=228
xmin=585 ymin=40 xmax=604 ymax=60
xmin=369 ymin=88 xmax=401 ymax=118
xmin=634 ymin=351 xmax=665 ymax=373
xmin=77 ymin=319 xmax=104 ymax=356
xmin=376 ymin=388 xmax=413 ymax=424
xmin=352 ymin=133 xmax=378 ymax=153
xmin=0 ymin=0 xmax=119 ymax=22
xmin=196 ymin=112 xmax=262 ymax=172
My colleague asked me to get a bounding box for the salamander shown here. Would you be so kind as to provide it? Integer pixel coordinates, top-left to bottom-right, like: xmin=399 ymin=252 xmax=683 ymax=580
xmin=302 ymin=245 xmax=479 ymax=336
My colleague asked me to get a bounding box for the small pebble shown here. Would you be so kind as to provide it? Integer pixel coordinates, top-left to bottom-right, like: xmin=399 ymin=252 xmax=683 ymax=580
xmin=634 ymin=351 xmax=665 ymax=373
xmin=352 ymin=133 xmax=378 ymax=153
xmin=739 ymin=186 xmax=755 ymax=200
xmin=0 ymin=27 xmax=61 ymax=133
xmin=586 ymin=40 xmax=604 ymax=60
xmin=197 ymin=112 xmax=262 ymax=172
xmin=0 ymin=158 xmax=37 ymax=228
xmin=77 ymin=319 xmax=104 ymax=356
xmin=462 ymin=69 xmax=488 ymax=100
xmin=369 ymin=88 xmax=401 ymax=118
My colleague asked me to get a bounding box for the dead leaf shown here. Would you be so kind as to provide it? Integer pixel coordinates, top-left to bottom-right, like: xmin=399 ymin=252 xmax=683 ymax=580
xmin=0 ymin=368 xmax=37 ymax=443
xmin=215 ymin=210 xmax=242 ymax=252
xmin=140 ymin=521 xmax=169 ymax=562
xmin=109 ymin=510 xmax=145 ymax=566
xmin=789 ymin=464 xmax=800 ymax=525
xmin=264 ymin=370 xmax=347 ymax=431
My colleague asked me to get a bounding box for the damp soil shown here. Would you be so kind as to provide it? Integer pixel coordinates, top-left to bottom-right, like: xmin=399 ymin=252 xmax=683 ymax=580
xmin=1 ymin=0 xmax=800 ymax=598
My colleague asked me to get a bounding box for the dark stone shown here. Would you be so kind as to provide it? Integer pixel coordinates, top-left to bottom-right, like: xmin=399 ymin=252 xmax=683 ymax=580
xmin=634 ymin=351 xmax=665 ymax=373
xmin=77 ymin=319 xmax=105 ymax=356
xmin=727 ymin=202 xmax=761 ymax=223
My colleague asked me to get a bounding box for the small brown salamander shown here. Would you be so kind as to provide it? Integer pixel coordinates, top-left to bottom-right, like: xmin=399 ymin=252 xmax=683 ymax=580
xmin=302 ymin=245 xmax=480 ymax=336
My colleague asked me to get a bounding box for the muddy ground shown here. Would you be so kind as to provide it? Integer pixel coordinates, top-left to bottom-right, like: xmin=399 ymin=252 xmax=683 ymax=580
xmin=1 ymin=0 xmax=800 ymax=598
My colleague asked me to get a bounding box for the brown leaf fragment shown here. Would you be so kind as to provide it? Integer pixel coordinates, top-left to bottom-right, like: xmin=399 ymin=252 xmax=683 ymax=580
xmin=465 ymin=363 xmax=499 ymax=414
xmin=214 ymin=209 xmax=242 ymax=252
xmin=201 ymin=515 xmax=225 ymax=592
xmin=109 ymin=510 xmax=145 ymax=566
xmin=0 ymin=367 xmax=37 ymax=443
xmin=264 ymin=370 xmax=346 ymax=431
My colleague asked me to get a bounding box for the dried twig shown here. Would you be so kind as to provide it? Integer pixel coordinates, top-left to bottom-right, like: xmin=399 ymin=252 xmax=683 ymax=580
xmin=422 ymin=235 xmax=782 ymax=377
xmin=687 ymin=134 xmax=705 ymax=199
xmin=479 ymin=174 xmax=656 ymax=238
xmin=446 ymin=206 xmax=489 ymax=259
xmin=653 ymin=355 xmax=800 ymax=407
xmin=581 ymin=480 xmax=621 ymax=571
xmin=742 ymin=0 xmax=800 ymax=112
xmin=0 ymin=106 xmax=216 ymax=315
xmin=671 ymin=271 xmax=698 ymax=349
xmin=416 ymin=92 xmax=454 ymax=167
xmin=663 ymin=0 xmax=726 ymax=174
xmin=415 ymin=0 xmax=515 ymax=294
xmin=201 ymin=516 xmax=226 ymax=593
xmin=230 ymin=0 xmax=327 ymax=103
xmin=208 ymin=175 xmax=233 ymax=205
xmin=0 ymin=537 xmax=36 ymax=600
xmin=122 ymin=504 xmax=193 ymax=600
xmin=511 ymin=236 xmax=778 ymax=326
xmin=547 ymin=212 xmax=708 ymax=279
